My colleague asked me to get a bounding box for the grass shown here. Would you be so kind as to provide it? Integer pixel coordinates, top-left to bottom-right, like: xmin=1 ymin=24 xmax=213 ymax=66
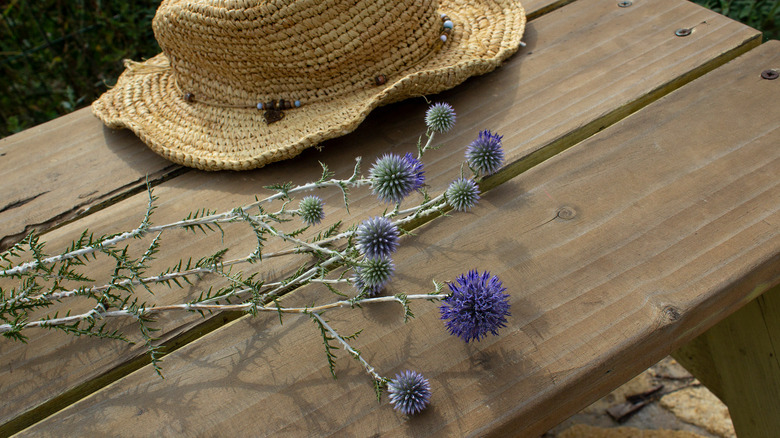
xmin=0 ymin=0 xmax=777 ymax=138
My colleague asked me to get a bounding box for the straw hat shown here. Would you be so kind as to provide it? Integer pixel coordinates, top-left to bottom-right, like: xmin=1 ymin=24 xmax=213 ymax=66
xmin=93 ymin=0 xmax=526 ymax=171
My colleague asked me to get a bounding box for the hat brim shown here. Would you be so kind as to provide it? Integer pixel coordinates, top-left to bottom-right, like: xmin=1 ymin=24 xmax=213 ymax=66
xmin=92 ymin=0 xmax=525 ymax=171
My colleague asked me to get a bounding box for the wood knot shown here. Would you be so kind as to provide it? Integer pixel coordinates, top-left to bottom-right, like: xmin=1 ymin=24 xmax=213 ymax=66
xmin=557 ymin=206 xmax=577 ymax=220
xmin=662 ymin=305 xmax=681 ymax=322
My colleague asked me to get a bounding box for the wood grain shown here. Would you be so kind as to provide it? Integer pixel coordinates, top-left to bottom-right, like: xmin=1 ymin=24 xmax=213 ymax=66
xmin=16 ymin=36 xmax=779 ymax=438
xmin=673 ymin=284 xmax=780 ymax=438
xmin=0 ymin=0 xmax=761 ymax=433
xmin=0 ymin=108 xmax=180 ymax=251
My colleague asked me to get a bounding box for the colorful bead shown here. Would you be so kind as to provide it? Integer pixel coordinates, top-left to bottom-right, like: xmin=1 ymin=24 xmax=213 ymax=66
xmin=440 ymin=35 xmax=447 ymax=42
xmin=253 ymin=99 xmax=301 ymax=110
xmin=375 ymin=74 xmax=387 ymax=86
xmin=184 ymin=92 xmax=195 ymax=102
xmin=443 ymin=20 xmax=453 ymax=29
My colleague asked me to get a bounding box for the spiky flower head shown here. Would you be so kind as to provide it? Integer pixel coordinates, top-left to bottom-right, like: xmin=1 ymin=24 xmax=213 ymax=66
xmin=466 ymin=130 xmax=504 ymax=176
xmin=440 ymin=270 xmax=510 ymax=343
xmin=297 ymin=195 xmax=325 ymax=226
xmin=355 ymin=216 xmax=399 ymax=259
xmin=425 ymin=102 xmax=457 ymax=133
xmin=388 ymin=370 xmax=432 ymax=416
xmin=402 ymin=153 xmax=425 ymax=192
xmin=352 ymin=257 xmax=395 ymax=296
xmin=446 ymin=178 xmax=480 ymax=211
xmin=369 ymin=153 xmax=422 ymax=204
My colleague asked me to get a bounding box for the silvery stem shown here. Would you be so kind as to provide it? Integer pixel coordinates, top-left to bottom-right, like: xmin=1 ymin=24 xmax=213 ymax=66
xmin=0 ymin=293 xmax=449 ymax=334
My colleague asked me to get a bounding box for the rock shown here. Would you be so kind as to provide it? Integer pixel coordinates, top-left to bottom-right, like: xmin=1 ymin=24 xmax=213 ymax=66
xmin=659 ymin=386 xmax=735 ymax=438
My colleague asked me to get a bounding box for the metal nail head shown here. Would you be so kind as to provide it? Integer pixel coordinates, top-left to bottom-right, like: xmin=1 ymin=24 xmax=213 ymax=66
xmin=675 ymin=28 xmax=692 ymax=37
xmin=618 ymin=1 xmax=632 ymax=7
xmin=761 ymin=69 xmax=779 ymax=80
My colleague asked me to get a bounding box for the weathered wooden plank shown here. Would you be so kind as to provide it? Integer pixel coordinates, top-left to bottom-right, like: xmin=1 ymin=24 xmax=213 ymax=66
xmin=16 ymin=36 xmax=779 ymax=438
xmin=0 ymin=0 xmax=761 ymax=434
xmin=673 ymin=284 xmax=780 ymax=438
xmin=0 ymin=0 xmax=566 ymax=254
xmin=0 ymin=108 xmax=180 ymax=252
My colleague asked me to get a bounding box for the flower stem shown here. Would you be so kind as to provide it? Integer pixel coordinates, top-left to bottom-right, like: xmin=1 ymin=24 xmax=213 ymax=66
xmin=0 ymin=174 xmax=370 ymax=278
xmin=310 ymin=311 xmax=383 ymax=382
xmin=0 ymin=294 xmax=449 ymax=334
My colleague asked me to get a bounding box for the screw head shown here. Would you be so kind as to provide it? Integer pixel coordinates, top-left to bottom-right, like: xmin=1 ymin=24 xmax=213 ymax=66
xmin=761 ymin=69 xmax=779 ymax=80
xmin=675 ymin=28 xmax=692 ymax=37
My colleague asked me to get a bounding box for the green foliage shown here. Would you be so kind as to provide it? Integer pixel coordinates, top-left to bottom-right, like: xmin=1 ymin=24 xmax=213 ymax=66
xmin=693 ymin=0 xmax=778 ymax=41
xmin=394 ymin=293 xmax=415 ymax=323
xmin=311 ymin=312 xmax=340 ymax=378
xmin=373 ymin=377 xmax=388 ymax=402
xmin=1 ymin=1 xmax=160 ymax=137
xmin=180 ymin=208 xmax=223 ymax=236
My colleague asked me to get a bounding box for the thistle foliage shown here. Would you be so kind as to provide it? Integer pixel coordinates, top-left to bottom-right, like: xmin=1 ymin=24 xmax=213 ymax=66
xmin=0 ymin=102 xmax=512 ymax=415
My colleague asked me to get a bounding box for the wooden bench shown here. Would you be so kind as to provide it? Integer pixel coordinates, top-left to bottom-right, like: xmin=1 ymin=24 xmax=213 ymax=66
xmin=1 ymin=0 xmax=777 ymax=435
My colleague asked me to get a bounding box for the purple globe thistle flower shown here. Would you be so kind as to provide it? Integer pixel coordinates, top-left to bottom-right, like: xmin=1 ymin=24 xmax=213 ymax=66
xmin=369 ymin=153 xmax=420 ymax=204
xmin=466 ymin=130 xmax=505 ymax=176
xmin=355 ymin=216 xmax=399 ymax=259
xmin=425 ymin=102 xmax=457 ymax=133
xmin=402 ymin=153 xmax=425 ymax=191
xmin=352 ymin=257 xmax=395 ymax=296
xmin=388 ymin=370 xmax=432 ymax=416
xmin=445 ymin=178 xmax=480 ymax=211
xmin=440 ymin=270 xmax=510 ymax=343
xmin=298 ymin=195 xmax=325 ymax=226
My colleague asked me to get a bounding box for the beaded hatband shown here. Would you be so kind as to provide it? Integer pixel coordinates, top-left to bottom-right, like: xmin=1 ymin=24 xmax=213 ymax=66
xmin=175 ymin=14 xmax=456 ymax=125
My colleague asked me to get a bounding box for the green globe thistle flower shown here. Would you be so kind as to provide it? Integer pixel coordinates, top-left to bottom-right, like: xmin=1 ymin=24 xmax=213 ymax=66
xmin=445 ymin=178 xmax=480 ymax=211
xmin=369 ymin=154 xmax=421 ymax=204
xmin=466 ymin=130 xmax=504 ymax=176
xmin=297 ymin=195 xmax=325 ymax=226
xmin=425 ymin=102 xmax=456 ymax=133
xmin=352 ymin=256 xmax=395 ymax=296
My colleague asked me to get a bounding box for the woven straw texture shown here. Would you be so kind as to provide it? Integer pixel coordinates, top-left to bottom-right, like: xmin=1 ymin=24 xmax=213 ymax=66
xmin=92 ymin=0 xmax=526 ymax=171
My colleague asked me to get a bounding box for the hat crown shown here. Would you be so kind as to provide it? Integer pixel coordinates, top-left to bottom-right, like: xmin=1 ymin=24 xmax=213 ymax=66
xmin=153 ymin=0 xmax=443 ymax=105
